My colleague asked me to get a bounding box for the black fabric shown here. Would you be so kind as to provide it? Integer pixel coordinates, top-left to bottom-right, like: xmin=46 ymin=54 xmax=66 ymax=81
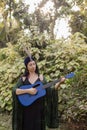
xmin=12 ymin=77 xmax=59 ymax=130
xmin=12 ymin=78 xmax=24 ymax=130
xmin=46 ymin=87 xmax=59 ymax=128
xmin=22 ymin=78 xmax=45 ymax=130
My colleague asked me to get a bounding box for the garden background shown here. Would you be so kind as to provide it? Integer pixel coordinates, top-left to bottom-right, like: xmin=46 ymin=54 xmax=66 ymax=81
xmin=0 ymin=0 xmax=87 ymax=129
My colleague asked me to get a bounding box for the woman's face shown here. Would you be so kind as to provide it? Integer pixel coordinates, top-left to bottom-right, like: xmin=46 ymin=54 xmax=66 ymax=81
xmin=27 ymin=60 xmax=36 ymax=72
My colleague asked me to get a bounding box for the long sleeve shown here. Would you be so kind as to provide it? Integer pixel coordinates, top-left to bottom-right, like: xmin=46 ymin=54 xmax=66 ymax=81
xmin=42 ymin=77 xmax=59 ymax=128
xmin=46 ymin=87 xmax=59 ymax=128
xmin=12 ymin=78 xmax=24 ymax=130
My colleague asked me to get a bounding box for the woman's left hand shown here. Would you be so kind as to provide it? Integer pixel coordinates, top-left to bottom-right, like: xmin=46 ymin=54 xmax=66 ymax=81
xmin=60 ymin=77 xmax=66 ymax=83
xmin=55 ymin=77 xmax=65 ymax=90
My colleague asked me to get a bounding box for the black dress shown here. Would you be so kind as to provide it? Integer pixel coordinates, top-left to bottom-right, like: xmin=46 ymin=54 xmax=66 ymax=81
xmin=22 ymin=78 xmax=45 ymax=130
xmin=12 ymin=76 xmax=59 ymax=130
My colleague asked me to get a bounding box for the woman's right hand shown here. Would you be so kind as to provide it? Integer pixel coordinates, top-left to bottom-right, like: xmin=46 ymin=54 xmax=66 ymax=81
xmin=16 ymin=88 xmax=37 ymax=95
xmin=27 ymin=88 xmax=37 ymax=95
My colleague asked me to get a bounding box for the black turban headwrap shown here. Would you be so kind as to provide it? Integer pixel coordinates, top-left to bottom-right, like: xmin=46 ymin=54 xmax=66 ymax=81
xmin=24 ymin=56 xmax=34 ymax=67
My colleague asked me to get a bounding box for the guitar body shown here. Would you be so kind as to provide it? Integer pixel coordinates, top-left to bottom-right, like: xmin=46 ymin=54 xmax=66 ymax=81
xmin=17 ymin=81 xmax=46 ymax=106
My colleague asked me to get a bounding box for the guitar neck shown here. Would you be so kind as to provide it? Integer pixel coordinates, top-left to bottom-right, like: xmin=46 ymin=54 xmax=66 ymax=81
xmin=43 ymin=78 xmax=61 ymax=89
xmin=43 ymin=72 xmax=74 ymax=89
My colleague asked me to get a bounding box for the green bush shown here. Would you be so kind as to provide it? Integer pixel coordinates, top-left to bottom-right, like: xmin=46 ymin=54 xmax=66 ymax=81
xmin=0 ymin=32 xmax=87 ymax=122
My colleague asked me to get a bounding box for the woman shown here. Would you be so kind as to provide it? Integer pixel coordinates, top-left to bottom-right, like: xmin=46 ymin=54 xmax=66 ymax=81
xmin=12 ymin=56 xmax=65 ymax=130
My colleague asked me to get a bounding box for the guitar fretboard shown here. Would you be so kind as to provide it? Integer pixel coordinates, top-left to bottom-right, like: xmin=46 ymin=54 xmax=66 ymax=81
xmin=43 ymin=78 xmax=61 ymax=89
xmin=43 ymin=72 xmax=74 ymax=89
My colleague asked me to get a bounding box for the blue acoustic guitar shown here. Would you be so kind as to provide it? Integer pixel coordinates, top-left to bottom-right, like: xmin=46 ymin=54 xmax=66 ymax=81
xmin=17 ymin=72 xmax=75 ymax=106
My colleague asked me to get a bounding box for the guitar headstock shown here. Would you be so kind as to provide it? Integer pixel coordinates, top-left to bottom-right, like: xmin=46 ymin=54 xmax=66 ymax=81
xmin=65 ymin=72 xmax=75 ymax=79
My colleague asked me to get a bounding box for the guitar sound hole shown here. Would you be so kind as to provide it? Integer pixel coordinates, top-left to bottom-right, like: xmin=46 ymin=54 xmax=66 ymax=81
xmin=33 ymin=84 xmax=40 ymax=88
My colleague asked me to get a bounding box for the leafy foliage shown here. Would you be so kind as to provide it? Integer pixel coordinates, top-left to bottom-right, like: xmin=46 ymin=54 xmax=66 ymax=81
xmin=69 ymin=0 xmax=87 ymax=38
xmin=0 ymin=0 xmax=87 ymax=123
xmin=0 ymin=32 xmax=87 ymax=124
xmin=60 ymin=68 xmax=87 ymax=122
